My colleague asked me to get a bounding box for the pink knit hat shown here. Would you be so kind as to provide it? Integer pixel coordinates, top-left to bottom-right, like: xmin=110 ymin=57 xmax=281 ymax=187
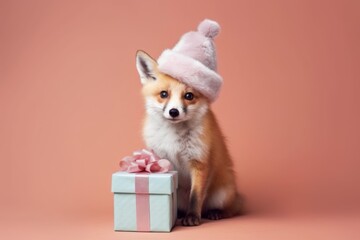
xmin=157 ymin=19 xmax=223 ymax=102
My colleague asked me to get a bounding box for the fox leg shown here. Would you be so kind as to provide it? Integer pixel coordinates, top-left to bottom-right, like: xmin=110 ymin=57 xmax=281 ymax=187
xmin=177 ymin=187 xmax=190 ymax=219
xmin=204 ymin=190 xmax=244 ymax=220
xmin=181 ymin=160 xmax=208 ymax=226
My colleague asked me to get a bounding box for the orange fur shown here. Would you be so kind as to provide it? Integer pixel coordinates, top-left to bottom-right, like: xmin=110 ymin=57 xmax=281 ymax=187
xmin=200 ymin=110 xmax=242 ymax=216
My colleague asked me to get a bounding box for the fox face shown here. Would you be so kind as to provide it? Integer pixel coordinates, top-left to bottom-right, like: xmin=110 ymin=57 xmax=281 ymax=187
xmin=136 ymin=50 xmax=209 ymax=123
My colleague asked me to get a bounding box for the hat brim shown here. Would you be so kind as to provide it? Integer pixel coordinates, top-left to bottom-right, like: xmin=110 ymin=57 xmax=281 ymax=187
xmin=157 ymin=50 xmax=223 ymax=102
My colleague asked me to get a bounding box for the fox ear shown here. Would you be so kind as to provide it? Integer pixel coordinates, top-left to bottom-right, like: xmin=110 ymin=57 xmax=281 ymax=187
xmin=136 ymin=50 xmax=158 ymax=84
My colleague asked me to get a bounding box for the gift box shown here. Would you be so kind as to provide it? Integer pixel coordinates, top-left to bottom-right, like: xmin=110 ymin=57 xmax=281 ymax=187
xmin=111 ymin=171 xmax=178 ymax=232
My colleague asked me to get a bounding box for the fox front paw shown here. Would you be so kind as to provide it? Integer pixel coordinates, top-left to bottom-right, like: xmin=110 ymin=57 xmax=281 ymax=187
xmin=181 ymin=213 xmax=201 ymax=226
xmin=204 ymin=209 xmax=223 ymax=220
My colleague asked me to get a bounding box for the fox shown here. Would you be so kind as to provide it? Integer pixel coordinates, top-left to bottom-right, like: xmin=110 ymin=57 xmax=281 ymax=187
xmin=135 ymin=50 xmax=243 ymax=226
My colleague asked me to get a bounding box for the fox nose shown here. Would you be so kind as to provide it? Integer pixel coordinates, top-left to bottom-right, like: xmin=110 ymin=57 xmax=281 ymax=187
xmin=169 ymin=108 xmax=179 ymax=118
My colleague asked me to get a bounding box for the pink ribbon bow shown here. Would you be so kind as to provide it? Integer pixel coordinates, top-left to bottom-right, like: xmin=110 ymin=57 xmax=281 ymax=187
xmin=119 ymin=149 xmax=171 ymax=173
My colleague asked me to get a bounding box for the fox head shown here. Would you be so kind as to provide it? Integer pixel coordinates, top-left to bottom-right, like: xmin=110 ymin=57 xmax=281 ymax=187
xmin=136 ymin=50 xmax=209 ymax=124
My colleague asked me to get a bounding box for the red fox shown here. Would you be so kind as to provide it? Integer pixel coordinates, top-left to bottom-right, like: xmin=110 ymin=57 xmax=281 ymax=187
xmin=135 ymin=48 xmax=243 ymax=226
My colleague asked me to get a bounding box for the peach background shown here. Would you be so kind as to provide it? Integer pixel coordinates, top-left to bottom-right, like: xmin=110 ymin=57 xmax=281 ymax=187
xmin=1 ymin=0 xmax=360 ymax=239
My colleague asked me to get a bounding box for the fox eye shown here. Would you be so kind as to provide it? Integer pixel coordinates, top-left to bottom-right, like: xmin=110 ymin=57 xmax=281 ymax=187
xmin=184 ymin=92 xmax=194 ymax=101
xmin=160 ymin=91 xmax=168 ymax=98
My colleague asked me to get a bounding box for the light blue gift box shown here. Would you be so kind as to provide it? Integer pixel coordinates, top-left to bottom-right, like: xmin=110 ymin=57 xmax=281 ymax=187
xmin=111 ymin=171 xmax=178 ymax=232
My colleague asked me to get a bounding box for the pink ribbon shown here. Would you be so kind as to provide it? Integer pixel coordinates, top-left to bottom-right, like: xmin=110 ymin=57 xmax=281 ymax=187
xmin=135 ymin=174 xmax=150 ymax=231
xmin=119 ymin=149 xmax=171 ymax=173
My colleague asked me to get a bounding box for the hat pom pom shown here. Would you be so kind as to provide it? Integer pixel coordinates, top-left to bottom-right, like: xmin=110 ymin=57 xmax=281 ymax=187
xmin=198 ymin=19 xmax=220 ymax=38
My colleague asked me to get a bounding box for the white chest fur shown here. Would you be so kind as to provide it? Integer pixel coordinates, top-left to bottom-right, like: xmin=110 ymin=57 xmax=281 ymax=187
xmin=143 ymin=115 xmax=207 ymax=186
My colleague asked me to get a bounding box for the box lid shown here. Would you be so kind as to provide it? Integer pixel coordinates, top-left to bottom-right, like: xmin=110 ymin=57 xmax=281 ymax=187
xmin=111 ymin=171 xmax=178 ymax=195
